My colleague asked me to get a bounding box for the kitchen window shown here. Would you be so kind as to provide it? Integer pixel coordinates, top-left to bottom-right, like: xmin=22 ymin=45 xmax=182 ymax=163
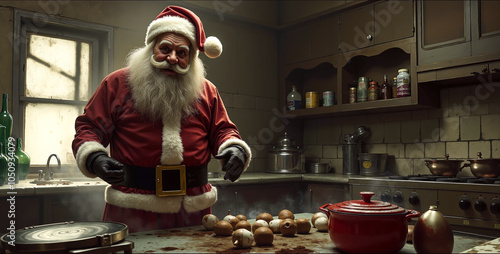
xmin=12 ymin=10 xmax=113 ymax=170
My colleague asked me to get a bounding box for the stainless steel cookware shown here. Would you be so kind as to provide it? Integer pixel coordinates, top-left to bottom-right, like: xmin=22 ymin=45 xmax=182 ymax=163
xmin=305 ymin=162 xmax=332 ymax=174
xmin=267 ymin=132 xmax=305 ymax=173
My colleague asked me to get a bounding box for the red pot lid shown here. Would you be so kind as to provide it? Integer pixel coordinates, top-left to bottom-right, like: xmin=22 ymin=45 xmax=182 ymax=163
xmin=328 ymin=192 xmax=407 ymax=215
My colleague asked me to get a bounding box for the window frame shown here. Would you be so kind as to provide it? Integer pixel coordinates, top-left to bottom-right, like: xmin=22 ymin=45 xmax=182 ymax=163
xmin=12 ymin=9 xmax=113 ymax=170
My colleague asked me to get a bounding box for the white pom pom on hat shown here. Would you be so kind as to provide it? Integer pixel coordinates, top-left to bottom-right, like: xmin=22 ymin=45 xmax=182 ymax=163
xmin=145 ymin=6 xmax=222 ymax=59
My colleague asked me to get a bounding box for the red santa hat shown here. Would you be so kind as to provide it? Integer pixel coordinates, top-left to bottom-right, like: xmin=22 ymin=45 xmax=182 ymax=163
xmin=145 ymin=6 xmax=222 ymax=59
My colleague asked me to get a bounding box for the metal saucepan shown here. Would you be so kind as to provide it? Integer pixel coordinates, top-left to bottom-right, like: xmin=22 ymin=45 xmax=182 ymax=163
xmin=462 ymin=152 xmax=500 ymax=178
xmin=424 ymin=154 xmax=464 ymax=176
xmin=305 ymin=162 xmax=332 ymax=174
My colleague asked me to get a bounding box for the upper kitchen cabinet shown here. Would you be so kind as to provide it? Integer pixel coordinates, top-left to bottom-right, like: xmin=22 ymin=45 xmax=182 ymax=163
xmin=417 ymin=0 xmax=500 ymax=69
xmin=280 ymin=14 xmax=339 ymax=65
xmin=339 ymin=0 xmax=414 ymax=52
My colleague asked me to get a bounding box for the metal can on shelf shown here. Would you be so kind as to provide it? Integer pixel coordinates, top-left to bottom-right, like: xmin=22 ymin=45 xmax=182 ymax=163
xmin=306 ymin=91 xmax=319 ymax=108
xmin=349 ymin=87 xmax=357 ymax=103
xmin=323 ymin=91 xmax=334 ymax=106
xmin=357 ymin=77 xmax=368 ymax=102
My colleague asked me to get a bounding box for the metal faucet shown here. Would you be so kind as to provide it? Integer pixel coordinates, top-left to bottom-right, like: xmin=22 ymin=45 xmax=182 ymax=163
xmin=45 ymin=154 xmax=61 ymax=180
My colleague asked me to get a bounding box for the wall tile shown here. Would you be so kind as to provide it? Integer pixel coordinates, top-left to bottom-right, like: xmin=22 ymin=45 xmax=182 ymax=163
xmin=401 ymin=120 xmax=420 ymax=143
xmin=470 ymin=103 xmax=488 ymax=116
xmin=460 ymin=116 xmax=480 ymax=141
xmin=365 ymin=122 xmax=384 ymax=143
xmin=234 ymin=94 xmax=256 ymax=110
xmin=323 ymin=145 xmax=338 ymax=158
xmin=421 ymin=119 xmax=440 ymax=142
xmin=481 ymin=114 xmax=500 ymax=139
xmin=413 ymin=159 xmax=429 ymax=175
xmin=393 ymin=159 xmax=412 ymax=175
xmin=384 ymin=121 xmax=401 ymax=143
xmin=387 ymin=143 xmax=405 ymax=158
xmin=255 ymin=96 xmax=277 ymax=111
xmin=424 ymin=142 xmax=445 ymax=158
xmin=303 ymin=120 xmax=318 ymax=145
xmin=412 ymin=110 xmax=429 ymax=120
xmin=488 ymin=102 xmax=500 ymax=114
xmin=469 ymin=141 xmax=491 ymax=158
xmin=446 ymin=142 xmax=468 ymax=159
xmin=446 ymin=86 xmax=471 ymax=117
xmin=406 ymin=143 xmax=425 ymax=158
xmin=304 ymin=145 xmax=322 ymax=158
xmin=492 ymin=140 xmax=500 ymax=158
xmin=317 ymin=118 xmax=342 ymax=145
xmin=220 ymin=92 xmax=234 ymax=108
xmin=440 ymin=117 xmax=459 ymax=141
xmin=363 ymin=144 xmax=387 ymax=153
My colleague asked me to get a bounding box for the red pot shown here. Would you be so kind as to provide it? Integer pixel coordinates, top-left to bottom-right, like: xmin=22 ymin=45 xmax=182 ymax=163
xmin=319 ymin=192 xmax=420 ymax=254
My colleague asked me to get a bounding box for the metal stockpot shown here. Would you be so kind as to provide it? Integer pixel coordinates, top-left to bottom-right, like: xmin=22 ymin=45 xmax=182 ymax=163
xmin=463 ymin=152 xmax=500 ymax=178
xmin=267 ymin=132 xmax=305 ymax=173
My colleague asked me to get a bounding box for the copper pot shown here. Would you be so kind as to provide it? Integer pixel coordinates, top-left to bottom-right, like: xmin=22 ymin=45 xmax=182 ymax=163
xmin=463 ymin=152 xmax=500 ymax=178
xmin=424 ymin=154 xmax=464 ymax=176
xmin=319 ymin=192 xmax=420 ymax=254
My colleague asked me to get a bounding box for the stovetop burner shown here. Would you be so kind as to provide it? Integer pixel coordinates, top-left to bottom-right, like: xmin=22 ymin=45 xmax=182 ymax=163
xmin=389 ymin=174 xmax=500 ymax=185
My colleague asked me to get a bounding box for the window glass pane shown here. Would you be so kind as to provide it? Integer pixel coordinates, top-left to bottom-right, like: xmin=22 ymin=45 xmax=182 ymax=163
xmin=24 ymin=103 xmax=80 ymax=165
xmin=25 ymin=34 xmax=90 ymax=100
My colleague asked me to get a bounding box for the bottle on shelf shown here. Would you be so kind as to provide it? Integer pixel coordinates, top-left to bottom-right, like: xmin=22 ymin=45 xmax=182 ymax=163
xmin=287 ymin=85 xmax=302 ymax=111
xmin=15 ymin=137 xmax=31 ymax=180
xmin=0 ymin=94 xmax=13 ymax=144
xmin=367 ymin=81 xmax=379 ymax=101
xmin=392 ymin=77 xmax=398 ymax=98
xmin=380 ymin=75 xmax=391 ymax=99
xmin=0 ymin=125 xmax=18 ymax=184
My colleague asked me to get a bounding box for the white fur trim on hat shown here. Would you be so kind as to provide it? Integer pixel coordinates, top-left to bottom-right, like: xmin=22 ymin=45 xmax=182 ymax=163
xmin=217 ymin=138 xmax=252 ymax=172
xmin=204 ymin=36 xmax=223 ymax=58
xmin=75 ymin=141 xmax=108 ymax=178
xmin=104 ymin=185 xmax=218 ymax=213
xmin=145 ymin=15 xmax=196 ymax=47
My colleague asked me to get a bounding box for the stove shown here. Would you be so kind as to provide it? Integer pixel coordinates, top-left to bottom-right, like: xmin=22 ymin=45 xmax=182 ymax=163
xmin=350 ymin=175 xmax=500 ymax=237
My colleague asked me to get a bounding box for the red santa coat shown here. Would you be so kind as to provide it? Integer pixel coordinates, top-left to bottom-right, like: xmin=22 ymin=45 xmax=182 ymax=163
xmin=72 ymin=67 xmax=251 ymax=215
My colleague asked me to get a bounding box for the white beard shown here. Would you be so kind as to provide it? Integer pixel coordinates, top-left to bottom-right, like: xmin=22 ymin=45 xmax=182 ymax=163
xmin=126 ymin=43 xmax=205 ymax=121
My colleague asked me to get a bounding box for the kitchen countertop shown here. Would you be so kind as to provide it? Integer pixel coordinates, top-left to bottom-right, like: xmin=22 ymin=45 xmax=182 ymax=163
xmin=0 ymin=172 xmax=356 ymax=197
xmin=127 ymin=213 xmax=493 ymax=253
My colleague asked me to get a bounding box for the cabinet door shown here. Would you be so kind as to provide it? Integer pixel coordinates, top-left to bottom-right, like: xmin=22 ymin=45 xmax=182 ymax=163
xmin=418 ymin=0 xmax=470 ymax=65
xmin=310 ymin=15 xmax=339 ymax=59
xmin=339 ymin=4 xmax=374 ymax=52
xmin=471 ymin=0 xmax=500 ymax=56
xmin=282 ymin=26 xmax=311 ymax=64
xmin=373 ymin=0 xmax=414 ymax=45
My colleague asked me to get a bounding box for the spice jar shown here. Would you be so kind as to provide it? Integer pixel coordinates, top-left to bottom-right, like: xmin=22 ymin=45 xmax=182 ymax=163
xmin=367 ymin=81 xmax=379 ymax=101
xmin=349 ymin=87 xmax=357 ymax=103
xmin=396 ymin=69 xmax=411 ymax=97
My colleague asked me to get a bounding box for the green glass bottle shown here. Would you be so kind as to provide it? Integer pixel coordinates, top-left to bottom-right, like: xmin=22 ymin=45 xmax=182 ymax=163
xmin=0 ymin=94 xmax=13 ymax=140
xmin=16 ymin=137 xmax=30 ymax=180
xmin=0 ymin=143 xmax=8 ymax=186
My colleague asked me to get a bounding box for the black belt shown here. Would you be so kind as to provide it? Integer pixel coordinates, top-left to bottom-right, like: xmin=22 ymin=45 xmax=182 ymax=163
xmin=120 ymin=164 xmax=208 ymax=191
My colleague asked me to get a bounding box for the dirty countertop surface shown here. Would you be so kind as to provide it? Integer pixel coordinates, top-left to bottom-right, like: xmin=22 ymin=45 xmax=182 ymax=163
xmin=127 ymin=213 xmax=491 ymax=253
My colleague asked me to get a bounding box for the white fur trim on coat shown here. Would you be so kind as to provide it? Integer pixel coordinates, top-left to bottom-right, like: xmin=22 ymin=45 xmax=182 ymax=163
xmin=161 ymin=115 xmax=184 ymax=165
xmin=217 ymin=138 xmax=252 ymax=172
xmin=105 ymin=185 xmax=218 ymax=213
xmin=183 ymin=186 xmax=218 ymax=213
xmin=75 ymin=141 xmax=108 ymax=178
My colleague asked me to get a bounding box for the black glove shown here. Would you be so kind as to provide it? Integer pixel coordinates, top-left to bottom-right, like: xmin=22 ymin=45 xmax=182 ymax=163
xmin=215 ymin=145 xmax=247 ymax=182
xmin=86 ymin=151 xmax=124 ymax=185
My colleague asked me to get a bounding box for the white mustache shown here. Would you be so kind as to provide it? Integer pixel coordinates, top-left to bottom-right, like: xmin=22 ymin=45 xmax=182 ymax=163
xmin=150 ymin=55 xmax=190 ymax=74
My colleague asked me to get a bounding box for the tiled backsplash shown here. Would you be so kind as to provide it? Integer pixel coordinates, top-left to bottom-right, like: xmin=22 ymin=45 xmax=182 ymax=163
xmin=300 ymin=83 xmax=500 ymax=177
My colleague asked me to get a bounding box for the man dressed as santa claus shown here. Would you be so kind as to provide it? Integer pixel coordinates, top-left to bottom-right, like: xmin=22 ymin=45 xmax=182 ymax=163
xmin=72 ymin=6 xmax=251 ymax=233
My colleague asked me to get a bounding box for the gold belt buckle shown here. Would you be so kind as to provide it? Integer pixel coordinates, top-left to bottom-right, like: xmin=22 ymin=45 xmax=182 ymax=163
xmin=155 ymin=165 xmax=186 ymax=197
